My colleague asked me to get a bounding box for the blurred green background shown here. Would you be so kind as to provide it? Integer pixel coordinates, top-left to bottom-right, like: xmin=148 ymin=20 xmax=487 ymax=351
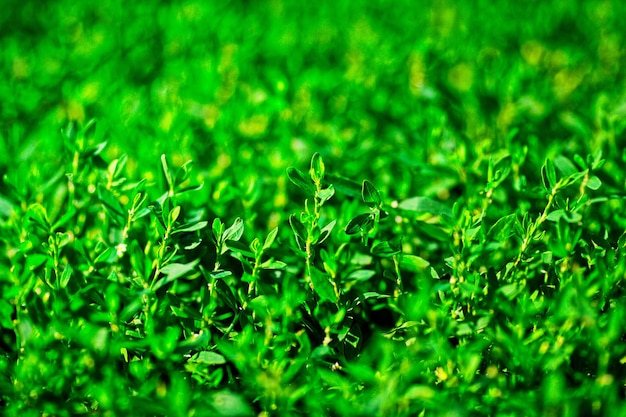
xmin=2 ymin=0 xmax=626 ymax=224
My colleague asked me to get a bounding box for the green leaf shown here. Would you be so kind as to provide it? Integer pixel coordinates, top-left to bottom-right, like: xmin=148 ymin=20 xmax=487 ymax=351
xmin=27 ymin=204 xmax=50 ymax=232
xmin=541 ymin=158 xmax=557 ymax=190
xmin=83 ymin=140 xmax=108 ymax=159
xmin=404 ymin=385 xmax=436 ymax=400
xmin=263 ymin=226 xmax=279 ymax=251
xmin=59 ymin=265 xmax=73 ymax=289
xmin=371 ymin=240 xmax=401 ymax=257
xmin=0 ymin=299 xmax=13 ymax=329
xmin=345 ymin=213 xmax=374 ymax=235
xmin=168 ymin=205 xmax=181 ymax=225
xmin=618 ymin=232 xmax=626 ymax=250
xmin=573 ymin=154 xmax=587 ymax=170
xmin=397 ymin=197 xmax=452 ymax=218
xmin=309 ymin=152 xmax=325 ymax=183
xmin=554 ymin=155 xmax=578 ymax=177
xmin=498 ymin=283 xmax=521 ymax=300
xmin=177 ymin=331 xmax=210 ymax=351
xmin=317 ymin=220 xmax=336 ymax=245
xmin=317 ymin=185 xmax=335 ymax=205
xmin=172 ymin=221 xmax=208 ymax=234
xmin=343 ymin=323 xmax=362 ymax=357
xmin=212 ymin=218 xmax=224 ymax=244
xmin=361 ymin=180 xmax=381 ymax=207
xmin=182 ymin=238 xmax=203 ymax=251
xmin=134 ymin=207 xmax=151 ymax=221
xmin=177 ymin=183 xmax=205 ymax=194
xmin=399 ymin=254 xmax=430 ymax=271
xmin=97 ymin=184 xmax=125 ymax=224
xmin=260 ymin=259 xmax=287 ymax=270
xmin=127 ymin=179 xmax=146 ymax=198
xmin=51 ymin=206 xmax=77 ymax=230
xmin=118 ymin=292 xmax=145 ymax=322
xmin=586 ymin=175 xmax=602 ymax=190
xmin=589 ymin=150 xmax=605 ymax=170
xmin=153 ymin=259 xmax=200 ymax=291
xmin=177 ymin=159 xmax=194 ymax=181
xmin=310 ymin=268 xmax=337 ymax=303
xmin=546 ymin=209 xmax=582 ymax=223
xmin=62 ymin=119 xmax=77 ymax=142
xmin=346 ymin=269 xmax=376 ymax=282
xmin=26 ymin=253 xmax=49 ymax=271
xmin=289 ymin=214 xmax=307 ymax=250
xmin=107 ymin=155 xmax=127 ymax=182
xmin=213 ymin=279 xmax=239 ymax=311
xmin=208 ymin=391 xmax=253 ymax=417
xmin=249 ymin=238 xmax=261 ymax=255
xmin=488 ymin=213 xmax=520 ymax=241
xmin=210 ymin=270 xmax=233 ymax=280
xmin=287 ymin=167 xmax=315 ymax=194
xmin=94 ymin=247 xmax=117 ymax=266
xmin=225 ymin=240 xmax=255 ymax=258
xmin=222 ymin=217 xmax=244 ymax=243
xmin=158 ymin=197 xmax=172 ymax=227
xmin=188 ymin=351 xmax=226 ymax=365
xmin=561 ymin=171 xmax=586 ymax=188
xmin=0 ymin=195 xmax=14 ymax=218
xmin=416 ymin=222 xmax=449 ymax=242
xmin=129 ymin=240 xmax=148 ymax=279
xmin=487 ymin=154 xmax=512 ymax=186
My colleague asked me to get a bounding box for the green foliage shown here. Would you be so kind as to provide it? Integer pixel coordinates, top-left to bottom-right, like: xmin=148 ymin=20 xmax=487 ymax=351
xmin=2 ymin=0 xmax=626 ymax=416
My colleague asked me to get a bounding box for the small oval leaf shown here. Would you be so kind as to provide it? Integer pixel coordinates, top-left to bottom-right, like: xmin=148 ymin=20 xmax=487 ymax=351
xmin=362 ymin=180 xmax=381 ymax=207
xmin=287 ymin=167 xmax=315 ymax=194
xmin=263 ymin=227 xmax=279 ymax=251
xmin=399 ymin=254 xmax=430 ymax=271
xmin=371 ymin=240 xmax=401 ymax=257
xmin=189 ymin=351 xmax=226 ymax=365
xmin=309 ymin=152 xmax=325 ymax=183
xmin=586 ymin=175 xmax=602 ymax=190
xmin=223 ymin=217 xmax=244 ymax=242
xmin=398 ymin=197 xmax=452 ymax=218
xmin=345 ymin=213 xmax=374 ymax=235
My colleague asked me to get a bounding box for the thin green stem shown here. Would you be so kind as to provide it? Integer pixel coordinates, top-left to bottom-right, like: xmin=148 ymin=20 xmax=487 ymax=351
xmin=393 ymin=255 xmax=402 ymax=297
xmin=305 ymin=238 xmax=314 ymax=290
xmin=514 ymin=186 xmax=558 ymax=268
xmin=67 ymin=149 xmax=80 ymax=207
xmin=151 ymin=222 xmax=172 ymax=287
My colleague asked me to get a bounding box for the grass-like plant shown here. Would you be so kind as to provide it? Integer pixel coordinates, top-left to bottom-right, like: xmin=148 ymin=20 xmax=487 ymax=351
xmin=2 ymin=0 xmax=626 ymax=416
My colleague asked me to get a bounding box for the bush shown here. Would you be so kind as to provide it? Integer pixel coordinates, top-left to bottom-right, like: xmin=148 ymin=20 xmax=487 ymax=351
xmin=2 ymin=0 xmax=626 ymax=415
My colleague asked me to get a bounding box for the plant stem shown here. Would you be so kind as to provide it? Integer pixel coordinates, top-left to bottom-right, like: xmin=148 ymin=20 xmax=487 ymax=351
xmin=514 ymin=186 xmax=558 ymax=268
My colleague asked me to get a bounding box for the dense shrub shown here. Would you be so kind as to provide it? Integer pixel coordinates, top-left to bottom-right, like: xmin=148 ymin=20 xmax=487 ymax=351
xmin=2 ymin=0 xmax=626 ymax=415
